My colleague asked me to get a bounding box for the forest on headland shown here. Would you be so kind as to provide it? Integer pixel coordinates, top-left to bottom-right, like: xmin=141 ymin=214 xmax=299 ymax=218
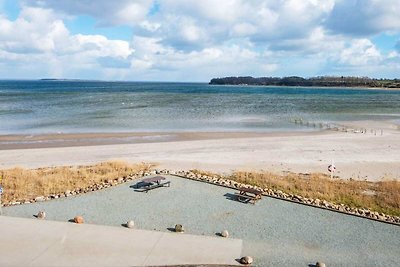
xmin=209 ymin=76 xmax=400 ymax=88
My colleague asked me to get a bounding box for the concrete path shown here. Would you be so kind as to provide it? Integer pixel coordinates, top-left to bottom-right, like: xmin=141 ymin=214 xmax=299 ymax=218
xmin=0 ymin=216 xmax=242 ymax=267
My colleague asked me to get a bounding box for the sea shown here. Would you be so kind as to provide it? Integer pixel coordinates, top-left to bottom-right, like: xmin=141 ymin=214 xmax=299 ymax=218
xmin=1 ymin=80 xmax=400 ymax=135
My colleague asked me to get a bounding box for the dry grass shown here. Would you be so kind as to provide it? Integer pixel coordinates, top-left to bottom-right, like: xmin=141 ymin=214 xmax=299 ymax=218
xmin=190 ymin=169 xmax=400 ymax=216
xmin=0 ymin=161 xmax=153 ymax=203
xmin=228 ymin=171 xmax=400 ymax=216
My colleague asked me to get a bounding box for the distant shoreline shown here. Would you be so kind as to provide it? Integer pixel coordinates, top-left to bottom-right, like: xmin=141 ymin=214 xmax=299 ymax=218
xmin=209 ymin=76 xmax=400 ymax=90
xmin=209 ymin=83 xmax=400 ymax=91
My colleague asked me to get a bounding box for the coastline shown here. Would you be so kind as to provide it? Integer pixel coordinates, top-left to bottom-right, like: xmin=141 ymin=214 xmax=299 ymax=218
xmin=209 ymin=83 xmax=400 ymax=91
xmin=0 ymin=121 xmax=399 ymax=181
xmin=0 ymin=130 xmax=322 ymax=150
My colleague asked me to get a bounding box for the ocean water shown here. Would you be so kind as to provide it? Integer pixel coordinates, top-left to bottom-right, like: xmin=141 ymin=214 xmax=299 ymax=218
xmin=1 ymin=80 xmax=400 ymax=134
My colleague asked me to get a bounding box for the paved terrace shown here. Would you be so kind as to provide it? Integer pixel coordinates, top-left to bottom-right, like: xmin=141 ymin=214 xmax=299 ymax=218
xmin=0 ymin=216 xmax=241 ymax=267
xmin=3 ymin=175 xmax=400 ymax=266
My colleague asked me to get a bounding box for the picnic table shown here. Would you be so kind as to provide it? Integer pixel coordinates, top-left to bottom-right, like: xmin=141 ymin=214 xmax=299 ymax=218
xmin=139 ymin=176 xmax=171 ymax=193
xmin=235 ymin=187 xmax=263 ymax=204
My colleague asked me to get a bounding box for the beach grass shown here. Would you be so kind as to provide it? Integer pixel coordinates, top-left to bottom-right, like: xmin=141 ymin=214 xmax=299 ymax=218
xmin=0 ymin=161 xmax=153 ymax=203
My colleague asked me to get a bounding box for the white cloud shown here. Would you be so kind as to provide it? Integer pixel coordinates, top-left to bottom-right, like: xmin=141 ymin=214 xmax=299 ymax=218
xmin=339 ymin=39 xmax=382 ymax=66
xmin=128 ymin=35 xmax=278 ymax=81
xmin=151 ymin=0 xmax=336 ymax=51
xmin=326 ymin=0 xmax=400 ymax=35
xmin=1 ymin=1 xmax=400 ymax=80
xmin=26 ymin=0 xmax=153 ymax=26
xmin=0 ymin=6 xmax=133 ymax=79
xmin=0 ymin=7 xmax=68 ymax=53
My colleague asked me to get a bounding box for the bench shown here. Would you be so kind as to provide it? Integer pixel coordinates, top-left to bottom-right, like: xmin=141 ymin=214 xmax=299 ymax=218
xmin=138 ymin=176 xmax=171 ymax=193
xmin=235 ymin=187 xmax=263 ymax=204
xmin=142 ymin=181 xmax=171 ymax=193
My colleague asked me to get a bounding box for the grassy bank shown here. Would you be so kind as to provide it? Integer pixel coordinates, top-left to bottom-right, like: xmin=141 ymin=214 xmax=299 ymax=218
xmin=0 ymin=161 xmax=153 ymax=203
xmin=228 ymin=171 xmax=400 ymax=216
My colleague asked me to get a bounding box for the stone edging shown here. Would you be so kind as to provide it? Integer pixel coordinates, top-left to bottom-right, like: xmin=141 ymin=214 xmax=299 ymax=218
xmin=2 ymin=169 xmax=399 ymax=226
xmin=1 ymin=172 xmax=148 ymax=207
xmin=156 ymin=169 xmax=400 ymax=226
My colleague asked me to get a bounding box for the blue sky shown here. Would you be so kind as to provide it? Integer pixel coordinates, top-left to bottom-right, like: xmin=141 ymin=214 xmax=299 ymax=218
xmin=0 ymin=0 xmax=399 ymax=81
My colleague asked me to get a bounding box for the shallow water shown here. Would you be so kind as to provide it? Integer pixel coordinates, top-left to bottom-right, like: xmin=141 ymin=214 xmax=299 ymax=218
xmin=1 ymin=80 xmax=400 ymax=134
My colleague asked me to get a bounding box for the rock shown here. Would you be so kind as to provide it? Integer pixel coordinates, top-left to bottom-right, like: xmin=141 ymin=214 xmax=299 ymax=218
xmin=35 ymin=196 xmax=45 ymax=202
xmin=74 ymin=216 xmax=84 ymax=224
xmin=221 ymin=230 xmax=229 ymax=238
xmin=174 ymin=224 xmax=184 ymax=233
xmin=118 ymin=177 xmax=124 ymax=183
xmin=378 ymin=215 xmax=385 ymax=221
xmin=126 ymin=220 xmax=135 ymax=228
xmin=316 ymin=262 xmax=326 ymax=267
xmin=37 ymin=211 xmax=46 ymax=219
xmin=240 ymin=256 xmax=253 ymax=265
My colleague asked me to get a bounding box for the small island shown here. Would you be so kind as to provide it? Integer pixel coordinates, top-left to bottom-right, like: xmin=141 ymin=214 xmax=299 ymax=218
xmin=209 ymin=76 xmax=400 ymax=88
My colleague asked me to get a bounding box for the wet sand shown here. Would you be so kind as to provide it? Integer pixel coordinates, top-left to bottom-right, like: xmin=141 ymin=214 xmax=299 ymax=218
xmin=0 ymin=130 xmax=319 ymax=150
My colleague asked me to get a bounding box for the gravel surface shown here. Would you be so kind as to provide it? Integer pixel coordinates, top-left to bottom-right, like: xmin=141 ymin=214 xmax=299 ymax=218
xmin=3 ymin=175 xmax=400 ymax=266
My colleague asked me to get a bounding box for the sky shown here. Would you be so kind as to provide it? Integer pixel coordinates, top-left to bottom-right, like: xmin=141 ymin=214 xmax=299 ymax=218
xmin=0 ymin=0 xmax=399 ymax=82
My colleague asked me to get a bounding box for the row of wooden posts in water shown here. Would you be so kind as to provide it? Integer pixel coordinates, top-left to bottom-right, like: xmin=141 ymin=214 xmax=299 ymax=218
xmin=291 ymin=118 xmax=384 ymax=135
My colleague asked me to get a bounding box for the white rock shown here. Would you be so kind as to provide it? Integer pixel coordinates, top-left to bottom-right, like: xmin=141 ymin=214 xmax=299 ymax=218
xmin=316 ymin=262 xmax=326 ymax=267
xmin=221 ymin=230 xmax=229 ymax=238
xmin=240 ymin=256 xmax=253 ymax=265
xmin=35 ymin=196 xmax=45 ymax=202
xmin=126 ymin=220 xmax=135 ymax=228
xmin=174 ymin=224 xmax=184 ymax=233
xmin=37 ymin=211 xmax=46 ymax=219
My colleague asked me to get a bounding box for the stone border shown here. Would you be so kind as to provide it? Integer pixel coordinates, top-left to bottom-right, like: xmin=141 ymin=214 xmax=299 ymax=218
xmin=156 ymin=169 xmax=400 ymax=226
xmin=2 ymin=168 xmax=399 ymax=226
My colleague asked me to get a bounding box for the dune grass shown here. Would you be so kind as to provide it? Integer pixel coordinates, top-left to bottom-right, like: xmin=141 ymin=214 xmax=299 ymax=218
xmin=0 ymin=161 xmax=153 ymax=203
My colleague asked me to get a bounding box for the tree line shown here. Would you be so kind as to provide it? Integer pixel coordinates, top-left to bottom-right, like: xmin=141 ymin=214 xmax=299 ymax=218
xmin=209 ymin=76 xmax=400 ymax=88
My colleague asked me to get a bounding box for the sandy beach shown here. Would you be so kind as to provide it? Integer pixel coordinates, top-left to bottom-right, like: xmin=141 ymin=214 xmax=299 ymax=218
xmin=0 ymin=120 xmax=399 ymax=181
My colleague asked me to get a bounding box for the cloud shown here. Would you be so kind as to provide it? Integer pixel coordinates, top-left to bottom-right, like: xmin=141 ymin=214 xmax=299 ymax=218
xmin=0 ymin=6 xmax=133 ymax=79
xmin=129 ymin=36 xmax=278 ymax=81
xmin=150 ymin=0 xmax=336 ymax=51
xmin=1 ymin=1 xmax=400 ymax=81
xmin=25 ymin=0 xmax=154 ymax=26
xmin=338 ymin=39 xmax=382 ymax=66
xmin=0 ymin=7 xmax=68 ymax=54
xmin=268 ymin=27 xmax=344 ymax=54
xmin=326 ymin=0 xmax=400 ymax=36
